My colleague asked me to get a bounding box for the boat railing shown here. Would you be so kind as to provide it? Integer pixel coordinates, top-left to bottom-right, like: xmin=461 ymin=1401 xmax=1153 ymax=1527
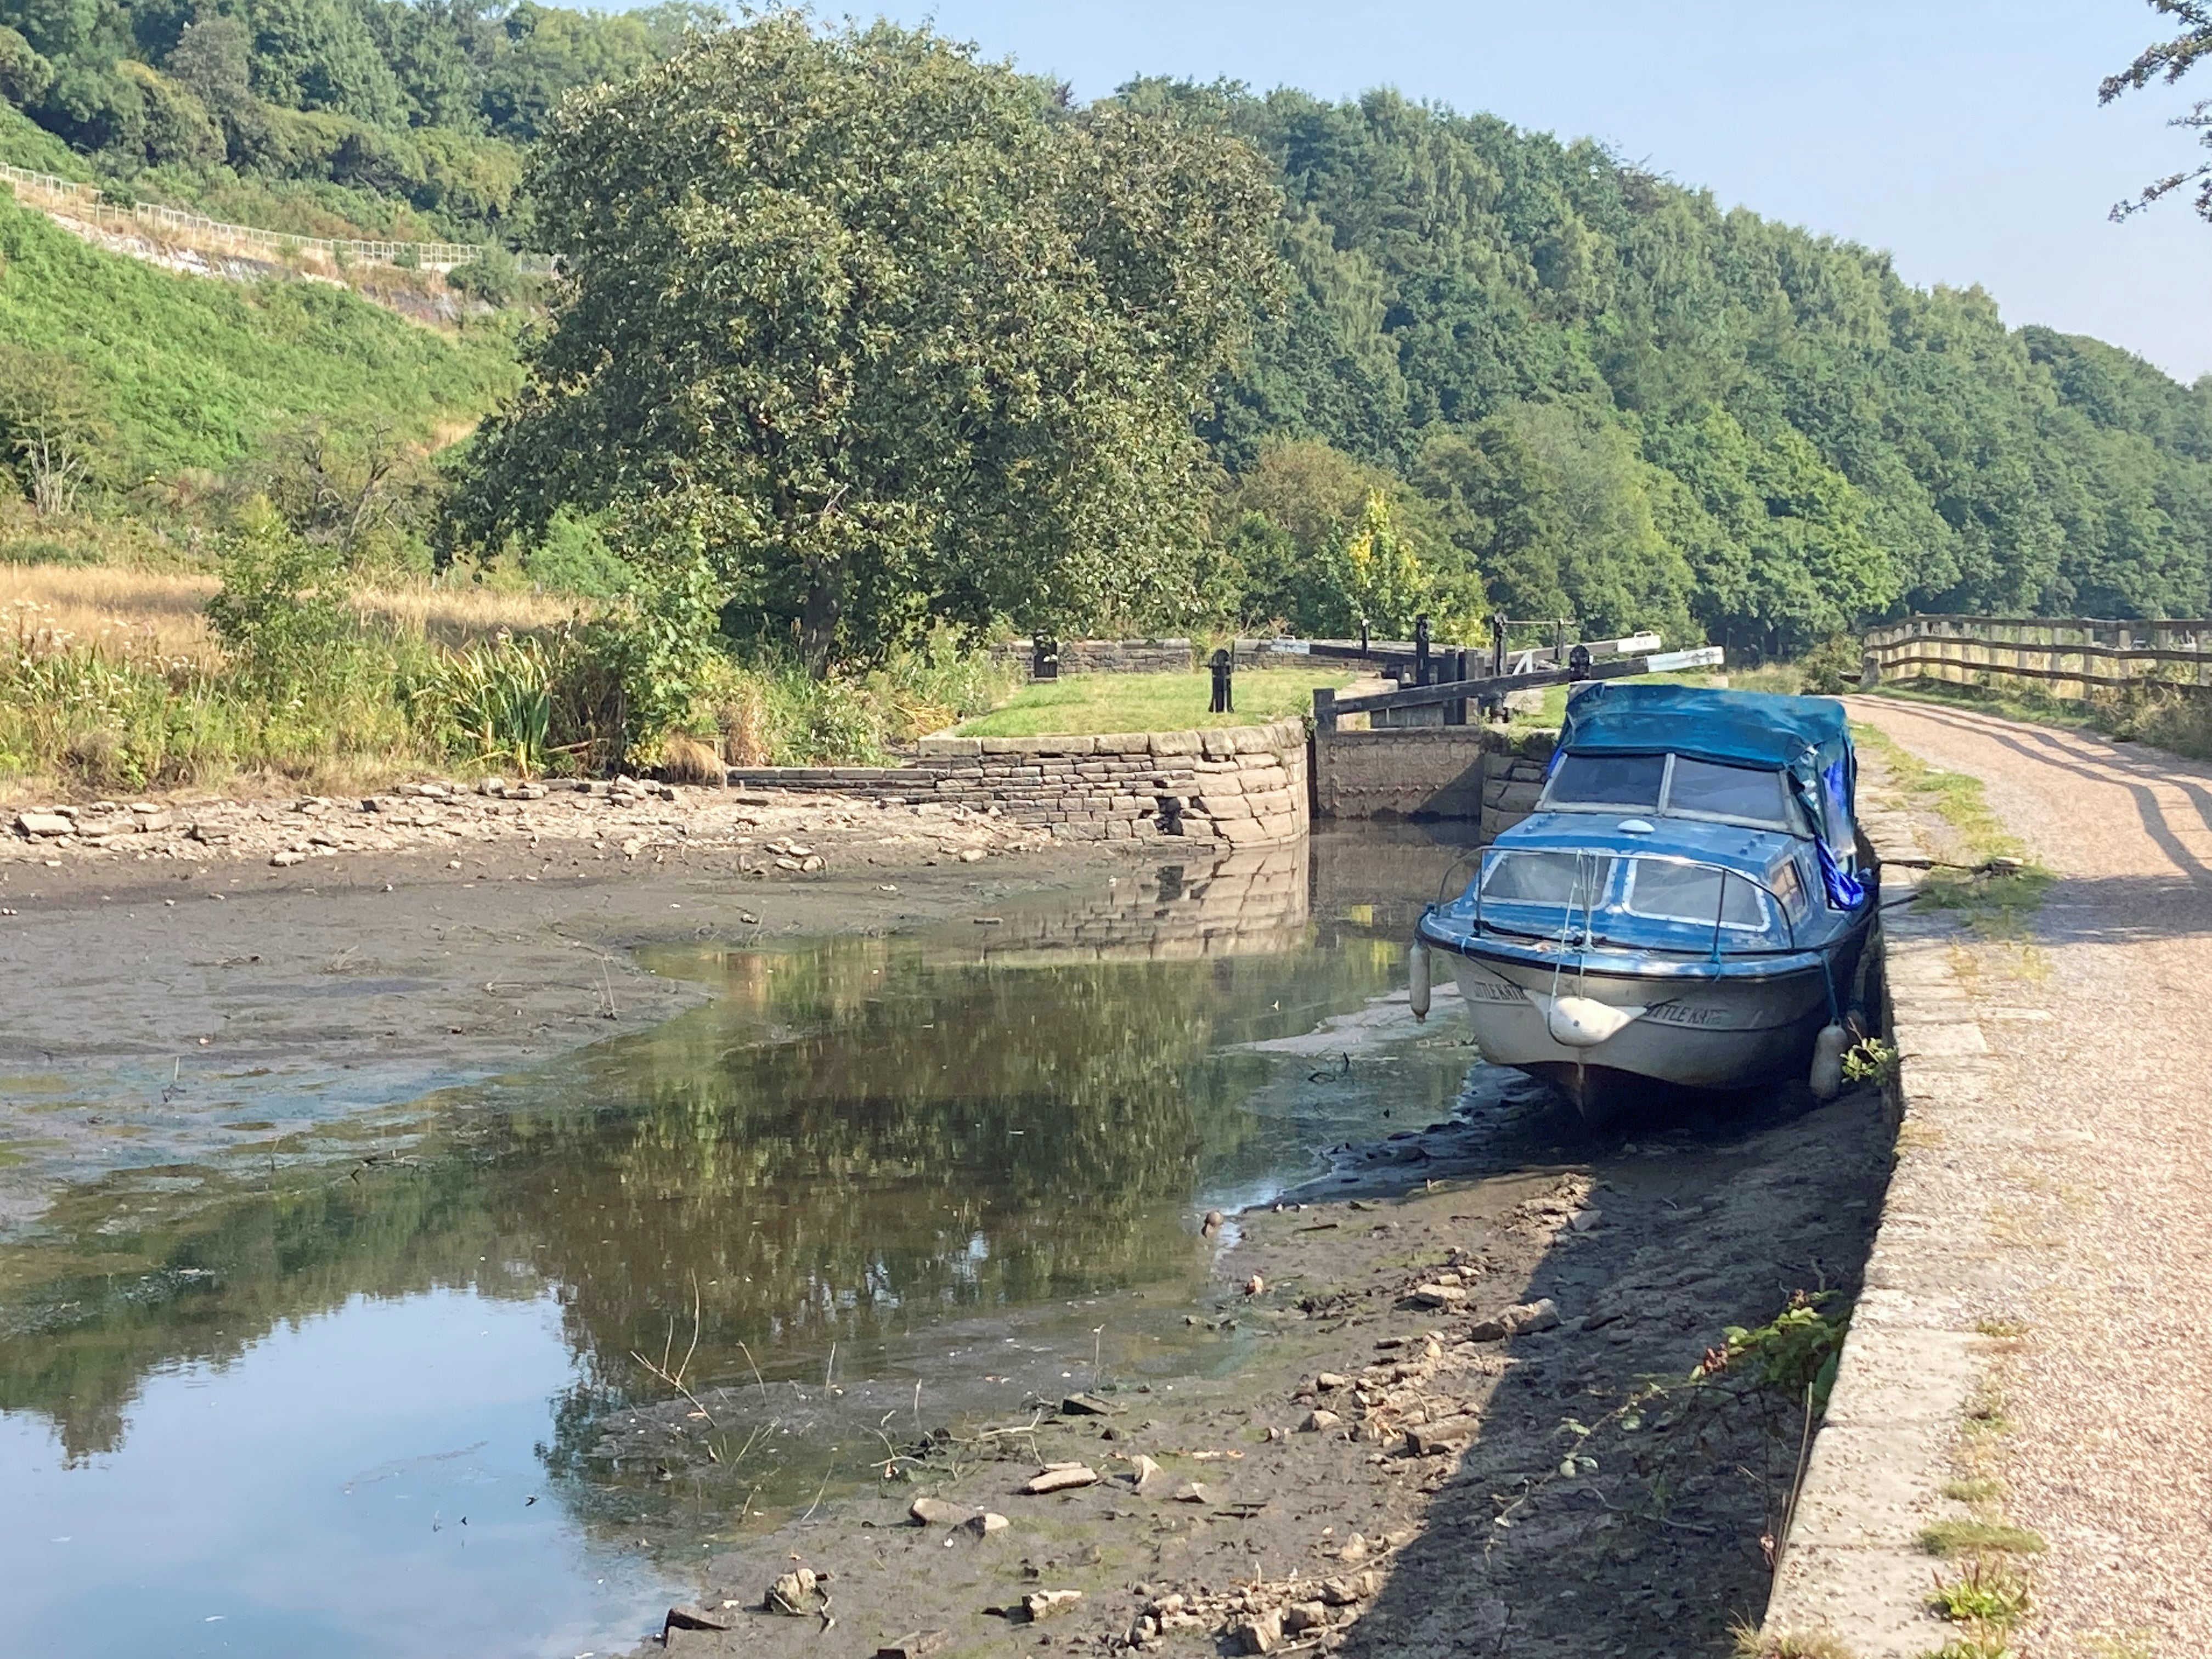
xmin=1463 ymin=848 xmax=1800 ymax=962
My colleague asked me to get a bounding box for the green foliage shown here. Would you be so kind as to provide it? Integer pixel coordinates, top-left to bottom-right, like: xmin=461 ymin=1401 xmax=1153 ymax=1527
xmin=1312 ymin=489 xmax=1438 ymax=637
xmin=0 ymin=194 xmax=515 ymax=477
xmin=1928 ymin=1560 xmax=2033 ymax=1627
xmin=420 ymin=629 xmax=550 ymax=774
xmin=443 ymin=240 xmax=520 ymax=305
xmin=0 ymin=22 xmax=53 ymax=105
xmin=523 ymin=505 xmax=631 ymax=597
xmin=455 ymin=15 xmax=1281 ymax=676
xmin=1841 ymin=1037 xmax=1898 ymax=1087
xmin=1171 ymin=81 xmax=2212 ymax=650
xmin=204 ymin=494 xmax=360 ymax=691
xmin=0 ymin=340 xmax=111 ymax=514
xmin=0 ymin=0 xmax=707 ymax=240
xmin=1698 ymin=1290 xmax=1847 ymax=1413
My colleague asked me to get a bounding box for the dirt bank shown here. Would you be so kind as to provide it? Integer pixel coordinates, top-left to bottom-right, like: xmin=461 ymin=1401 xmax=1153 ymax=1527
xmin=0 ymin=782 xmax=1131 ymax=1231
xmin=625 ymin=1076 xmax=1893 ymax=1659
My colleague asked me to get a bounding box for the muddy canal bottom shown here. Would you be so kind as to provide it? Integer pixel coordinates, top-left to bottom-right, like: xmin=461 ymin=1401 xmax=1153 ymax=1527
xmin=2 ymin=833 xmax=1522 ymax=1659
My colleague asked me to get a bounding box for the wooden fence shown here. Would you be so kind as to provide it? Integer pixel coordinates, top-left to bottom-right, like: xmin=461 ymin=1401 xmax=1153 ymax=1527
xmin=1861 ymin=614 xmax=2212 ymax=698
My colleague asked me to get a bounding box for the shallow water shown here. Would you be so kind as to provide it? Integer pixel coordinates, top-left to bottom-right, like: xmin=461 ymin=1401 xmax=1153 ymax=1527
xmin=0 ymin=831 xmax=1481 ymax=1659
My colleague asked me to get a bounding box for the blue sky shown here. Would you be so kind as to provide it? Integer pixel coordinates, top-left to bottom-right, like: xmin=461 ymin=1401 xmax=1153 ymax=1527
xmin=850 ymin=1 xmax=2212 ymax=383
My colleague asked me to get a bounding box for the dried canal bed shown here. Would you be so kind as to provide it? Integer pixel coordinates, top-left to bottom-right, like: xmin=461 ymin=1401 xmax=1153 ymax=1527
xmin=0 ymin=836 xmax=1451 ymax=1658
xmin=0 ymin=832 xmax=1894 ymax=1659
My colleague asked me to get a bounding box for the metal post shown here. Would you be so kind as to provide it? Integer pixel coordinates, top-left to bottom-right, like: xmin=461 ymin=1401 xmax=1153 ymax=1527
xmin=1414 ymin=615 xmax=1431 ymax=684
xmin=1491 ymin=612 xmax=1509 ymax=679
xmin=1209 ymin=648 xmax=1234 ymax=714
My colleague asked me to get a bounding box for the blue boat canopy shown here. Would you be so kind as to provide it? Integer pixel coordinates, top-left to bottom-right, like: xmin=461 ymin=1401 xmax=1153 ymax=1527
xmin=1558 ymin=682 xmax=1848 ymax=771
xmin=1556 ymin=682 xmax=1865 ymax=906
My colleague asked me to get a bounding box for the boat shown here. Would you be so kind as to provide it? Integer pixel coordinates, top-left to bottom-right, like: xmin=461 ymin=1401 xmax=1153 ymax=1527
xmin=1410 ymin=682 xmax=1878 ymax=1124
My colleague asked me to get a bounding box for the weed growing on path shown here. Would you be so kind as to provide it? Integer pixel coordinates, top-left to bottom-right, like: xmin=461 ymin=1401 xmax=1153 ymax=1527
xmin=1928 ymin=1558 xmax=2032 ymax=1625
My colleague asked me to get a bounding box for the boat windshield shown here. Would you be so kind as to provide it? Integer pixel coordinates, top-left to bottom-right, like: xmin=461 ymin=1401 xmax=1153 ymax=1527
xmin=1546 ymin=753 xmax=1663 ymax=809
xmin=1468 ymin=849 xmax=1793 ymax=949
xmin=1542 ymin=752 xmax=1795 ymax=830
xmin=1480 ymin=850 xmax=1616 ymax=909
xmin=1622 ymin=857 xmax=1770 ymax=930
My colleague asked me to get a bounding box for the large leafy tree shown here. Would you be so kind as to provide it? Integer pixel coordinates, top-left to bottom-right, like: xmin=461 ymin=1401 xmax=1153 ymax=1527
xmin=455 ymin=14 xmax=1280 ymax=673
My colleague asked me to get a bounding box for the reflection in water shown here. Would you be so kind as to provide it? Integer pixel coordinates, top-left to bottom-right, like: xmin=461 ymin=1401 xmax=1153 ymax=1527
xmin=0 ymin=832 xmax=1474 ymax=1659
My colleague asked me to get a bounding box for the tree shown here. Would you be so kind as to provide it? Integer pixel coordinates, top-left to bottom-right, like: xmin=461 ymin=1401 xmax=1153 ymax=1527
xmin=0 ymin=343 xmax=109 ymax=516
xmin=2102 ymin=0 xmax=2212 ymax=221
xmin=454 ymin=15 xmax=1280 ymax=675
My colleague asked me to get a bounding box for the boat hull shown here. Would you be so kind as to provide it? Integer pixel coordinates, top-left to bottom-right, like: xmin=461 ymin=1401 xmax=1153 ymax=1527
xmin=1436 ymin=933 xmax=1869 ymax=1124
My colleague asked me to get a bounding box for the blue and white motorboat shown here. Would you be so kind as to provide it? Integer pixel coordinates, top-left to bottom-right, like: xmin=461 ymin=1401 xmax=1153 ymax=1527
xmin=1411 ymin=682 xmax=1878 ymax=1124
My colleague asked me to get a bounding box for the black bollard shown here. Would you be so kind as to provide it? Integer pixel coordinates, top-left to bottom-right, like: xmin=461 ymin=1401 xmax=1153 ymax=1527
xmin=1209 ymin=647 xmax=1234 ymax=714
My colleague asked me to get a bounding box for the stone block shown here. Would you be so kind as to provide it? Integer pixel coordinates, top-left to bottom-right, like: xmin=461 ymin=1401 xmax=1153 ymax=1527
xmin=1092 ymin=732 xmax=1150 ymax=756
xmin=1149 ymin=729 xmax=1200 ymax=757
xmin=1196 ymin=794 xmax=1255 ymax=820
xmin=917 ymin=736 xmax=983 ymax=759
xmin=1036 ymin=735 xmax=1096 ymax=756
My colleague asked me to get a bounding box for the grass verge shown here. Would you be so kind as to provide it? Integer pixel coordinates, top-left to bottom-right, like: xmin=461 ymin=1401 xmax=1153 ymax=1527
xmin=1850 ymin=720 xmax=2052 ymax=938
xmin=957 ymin=667 xmax=1350 ymax=736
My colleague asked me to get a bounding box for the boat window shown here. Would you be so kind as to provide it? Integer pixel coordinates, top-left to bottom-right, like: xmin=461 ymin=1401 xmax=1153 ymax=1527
xmin=1480 ymin=851 xmax=1616 ymax=907
xmin=1770 ymin=858 xmax=1808 ymax=917
xmin=1622 ymin=859 xmax=1770 ymax=930
xmin=1664 ymin=757 xmax=1791 ymax=826
xmin=1545 ymin=753 xmax=1664 ymax=809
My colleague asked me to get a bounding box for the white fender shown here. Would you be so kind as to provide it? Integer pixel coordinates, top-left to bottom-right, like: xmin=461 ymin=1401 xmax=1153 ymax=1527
xmin=1810 ymin=1023 xmax=1849 ymax=1100
xmin=1541 ymin=994 xmax=1644 ymax=1048
xmin=1408 ymin=938 xmax=1431 ymax=1021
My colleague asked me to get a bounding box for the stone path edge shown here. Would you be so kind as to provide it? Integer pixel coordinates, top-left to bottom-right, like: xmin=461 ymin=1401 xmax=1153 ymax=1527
xmin=1759 ymin=777 xmax=1999 ymax=1657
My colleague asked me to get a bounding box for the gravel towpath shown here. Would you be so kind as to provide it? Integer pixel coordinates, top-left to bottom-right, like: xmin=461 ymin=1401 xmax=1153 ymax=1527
xmin=1851 ymin=696 xmax=2212 ymax=1657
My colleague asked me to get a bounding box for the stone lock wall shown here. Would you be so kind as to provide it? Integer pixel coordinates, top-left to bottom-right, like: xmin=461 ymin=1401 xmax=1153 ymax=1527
xmin=1310 ymin=726 xmax=1555 ymax=834
xmin=725 ymin=718 xmax=1309 ymax=847
xmin=969 ymin=843 xmax=1308 ymax=964
xmin=1477 ymin=736 xmax=1558 ymax=842
xmin=987 ymin=638 xmax=1198 ymax=678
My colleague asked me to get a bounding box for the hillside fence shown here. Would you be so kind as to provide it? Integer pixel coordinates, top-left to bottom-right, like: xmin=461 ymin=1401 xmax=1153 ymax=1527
xmin=1861 ymin=614 xmax=2212 ymax=699
xmin=0 ymin=162 xmax=552 ymax=276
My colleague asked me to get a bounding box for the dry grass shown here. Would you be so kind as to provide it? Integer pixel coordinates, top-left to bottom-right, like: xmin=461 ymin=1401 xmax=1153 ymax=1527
xmin=1728 ymin=1620 xmax=1858 ymax=1659
xmin=0 ymin=561 xmax=584 ymax=664
xmin=1 ymin=563 xmax=219 ymax=663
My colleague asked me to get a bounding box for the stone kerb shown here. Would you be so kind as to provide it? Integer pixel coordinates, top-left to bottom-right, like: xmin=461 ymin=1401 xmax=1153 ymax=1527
xmin=727 ymin=718 xmax=1309 ymax=847
xmin=1758 ymin=784 xmax=1993 ymax=1657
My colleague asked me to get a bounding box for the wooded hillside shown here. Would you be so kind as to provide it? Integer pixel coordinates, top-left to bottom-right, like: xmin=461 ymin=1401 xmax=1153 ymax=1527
xmin=1182 ymin=82 xmax=2212 ymax=651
